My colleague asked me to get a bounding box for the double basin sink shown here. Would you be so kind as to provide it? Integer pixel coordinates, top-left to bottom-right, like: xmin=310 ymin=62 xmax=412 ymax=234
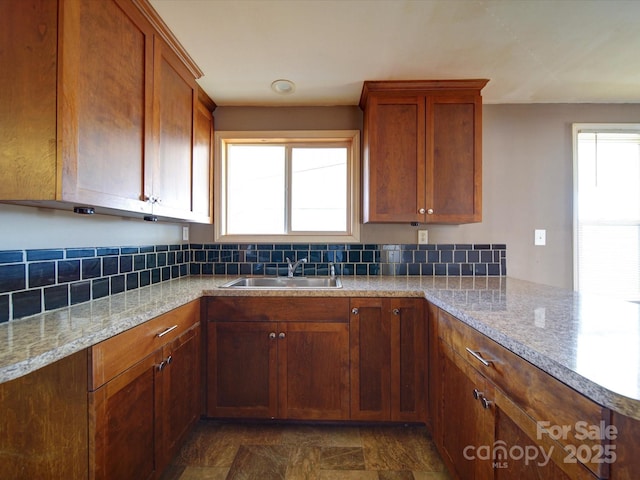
xmin=219 ymin=276 xmax=342 ymax=289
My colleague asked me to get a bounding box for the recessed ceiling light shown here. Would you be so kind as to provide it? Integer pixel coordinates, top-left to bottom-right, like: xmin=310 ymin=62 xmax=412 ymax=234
xmin=271 ymin=79 xmax=296 ymax=95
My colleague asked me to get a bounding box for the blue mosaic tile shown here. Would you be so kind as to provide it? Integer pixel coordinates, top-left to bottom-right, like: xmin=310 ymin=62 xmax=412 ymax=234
xmin=26 ymin=249 xmax=63 ymax=261
xmin=0 ymin=264 xmax=25 ymax=293
xmin=0 ymin=251 xmax=23 ymax=264
xmin=12 ymin=289 xmax=41 ymax=318
xmin=66 ymin=248 xmax=96 ymax=258
xmin=28 ymin=262 xmax=56 ymax=288
xmin=44 ymin=285 xmax=68 ymax=311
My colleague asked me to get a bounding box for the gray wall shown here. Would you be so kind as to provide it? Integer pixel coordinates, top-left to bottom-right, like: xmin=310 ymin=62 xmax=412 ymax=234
xmin=3 ymin=104 xmax=640 ymax=289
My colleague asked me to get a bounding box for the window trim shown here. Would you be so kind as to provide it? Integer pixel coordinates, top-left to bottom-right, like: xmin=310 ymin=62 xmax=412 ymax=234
xmin=214 ymin=130 xmax=361 ymax=243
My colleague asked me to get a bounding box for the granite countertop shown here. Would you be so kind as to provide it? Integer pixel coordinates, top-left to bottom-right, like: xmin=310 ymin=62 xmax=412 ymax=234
xmin=1 ymin=275 xmax=639 ymax=420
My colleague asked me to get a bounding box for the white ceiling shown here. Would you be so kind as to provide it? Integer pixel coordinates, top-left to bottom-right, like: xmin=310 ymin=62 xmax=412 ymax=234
xmin=149 ymin=0 xmax=640 ymax=106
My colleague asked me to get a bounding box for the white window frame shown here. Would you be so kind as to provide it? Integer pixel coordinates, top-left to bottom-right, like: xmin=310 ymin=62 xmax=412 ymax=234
xmin=572 ymin=123 xmax=640 ymax=300
xmin=214 ymin=130 xmax=360 ymax=243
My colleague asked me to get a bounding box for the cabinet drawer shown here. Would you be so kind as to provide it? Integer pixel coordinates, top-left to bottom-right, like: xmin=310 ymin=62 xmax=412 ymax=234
xmin=89 ymin=300 xmax=200 ymax=390
xmin=208 ymin=297 xmax=349 ymax=322
xmin=438 ymin=310 xmax=609 ymax=465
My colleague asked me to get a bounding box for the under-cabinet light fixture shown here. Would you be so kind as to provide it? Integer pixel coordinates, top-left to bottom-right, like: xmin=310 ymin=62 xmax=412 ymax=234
xmin=73 ymin=206 xmax=95 ymax=215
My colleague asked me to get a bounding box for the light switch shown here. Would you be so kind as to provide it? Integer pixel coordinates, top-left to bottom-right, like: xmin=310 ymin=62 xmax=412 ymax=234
xmin=418 ymin=230 xmax=428 ymax=244
xmin=182 ymin=226 xmax=189 ymax=241
xmin=534 ymin=229 xmax=546 ymax=246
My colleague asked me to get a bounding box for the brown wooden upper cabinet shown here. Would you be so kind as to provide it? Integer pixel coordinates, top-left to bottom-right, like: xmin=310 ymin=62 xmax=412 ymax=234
xmin=359 ymin=80 xmax=488 ymax=224
xmin=0 ymin=0 xmax=215 ymax=223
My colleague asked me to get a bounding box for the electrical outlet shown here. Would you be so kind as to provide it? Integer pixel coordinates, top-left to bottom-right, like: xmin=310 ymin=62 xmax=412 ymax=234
xmin=418 ymin=230 xmax=428 ymax=245
xmin=534 ymin=229 xmax=546 ymax=246
xmin=182 ymin=226 xmax=189 ymax=242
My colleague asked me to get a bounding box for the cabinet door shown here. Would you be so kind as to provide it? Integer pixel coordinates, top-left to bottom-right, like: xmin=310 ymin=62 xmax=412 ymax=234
xmin=363 ymin=94 xmax=425 ymax=223
xmin=279 ymin=321 xmax=350 ymax=420
xmin=350 ymin=298 xmax=391 ymax=420
xmin=151 ymin=36 xmax=197 ymax=219
xmin=390 ymin=298 xmax=426 ymax=422
xmin=59 ymin=0 xmax=154 ymax=213
xmin=426 ymin=94 xmax=482 ymax=223
xmin=440 ymin=341 xmax=492 ymax=480
xmin=160 ymin=323 xmax=201 ymax=470
xmin=89 ymin=350 xmax=162 ymax=480
xmin=0 ymin=0 xmax=58 ymax=200
xmin=207 ymin=321 xmax=278 ymax=418
xmin=192 ymin=98 xmax=214 ymax=223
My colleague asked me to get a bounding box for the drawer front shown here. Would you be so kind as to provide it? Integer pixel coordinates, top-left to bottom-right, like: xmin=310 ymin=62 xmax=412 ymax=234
xmin=438 ymin=309 xmax=610 ymax=476
xmin=208 ymin=297 xmax=350 ymax=323
xmin=89 ymin=300 xmax=200 ymax=390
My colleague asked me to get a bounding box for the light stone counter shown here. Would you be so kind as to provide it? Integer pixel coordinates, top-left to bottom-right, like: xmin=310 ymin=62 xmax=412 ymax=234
xmin=1 ymin=275 xmax=639 ymax=420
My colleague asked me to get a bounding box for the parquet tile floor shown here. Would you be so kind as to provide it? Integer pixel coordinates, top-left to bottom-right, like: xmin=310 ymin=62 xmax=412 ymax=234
xmin=161 ymin=421 xmax=451 ymax=480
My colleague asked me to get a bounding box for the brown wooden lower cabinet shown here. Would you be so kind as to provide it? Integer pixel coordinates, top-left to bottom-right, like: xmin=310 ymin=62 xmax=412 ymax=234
xmin=350 ymin=297 xmax=426 ymax=422
xmin=88 ymin=300 xmax=201 ymax=480
xmin=434 ymin=306 xmax=605 ymax=480
xmin=89 ymin=350 xmax=162 ymax=480
xmin=206 ymin=297 xmax=350 ymax=420
xmin=5 ymin=296 xmax=640 ymax=480
xmin=0 ymin=350 xmax=89 ymax=480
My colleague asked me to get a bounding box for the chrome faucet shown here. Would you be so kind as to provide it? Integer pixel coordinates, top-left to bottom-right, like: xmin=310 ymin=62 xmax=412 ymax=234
xmin=286 ymin=257 xmax=307 ymax=277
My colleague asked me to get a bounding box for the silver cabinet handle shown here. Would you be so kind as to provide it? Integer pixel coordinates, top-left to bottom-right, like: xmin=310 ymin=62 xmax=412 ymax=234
xmin=157 ymin=360 xmax=166 ymax=371
xmin=157 ymin=325 xmax=178 ymax=338
xmin=481 ymin=397 xmax=492 ymax=409
xmin=166 ymin=355 xmax=172 ymax=365
xmin=392 ymin=308 xmax=400 ymax=315
xmin=351 ymin=308 xmax=359 ymax=315
xmin=279 ymin=332 xmax=286 ymax=339
xmin=472 ymin=388 xmax=484 ymax=400
xmin=269 ymin=332 xmax=276 ymax=339
xmin=465 ymin=347 xmax=492 ymax=367
xmin=418 ymin=208 xmax=426 ymax=214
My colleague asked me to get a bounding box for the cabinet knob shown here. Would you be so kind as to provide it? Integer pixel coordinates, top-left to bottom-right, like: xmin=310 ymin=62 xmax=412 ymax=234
xmin=351 ymin=308 xmax=359 ymax=315
xmin=472 ymin=388 xmax=484 ymax=400
xmin=157 ymin=360 xmax=166 ymax=372
xmin=418 ymin=208 xmax=426 ymax=214
xmin=481 ymin=397 xmax=492 ymax=410
xmin=278 ymin=332 xmax=286 ymax=339
xmin=269 ymin=332 xmax=276 ymax=339
xmin=392 ymin=308 xmax=400 ymax=316
xmin=427 ymin=208 xmax=434 ymax=215
xmin=166 ymin=355 xmax=172 ymax=365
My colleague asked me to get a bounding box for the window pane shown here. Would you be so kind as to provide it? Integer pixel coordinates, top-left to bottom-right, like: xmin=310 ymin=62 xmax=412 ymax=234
xmin=291 ymin=147 xmax=347 ymax=232
xmin=226 ymin=145 xmax=285 ymax=234
xmin=577 ymin=133 xmax=640 ymax=222
xmin=576 ymin=130 xmax=640 ymax=301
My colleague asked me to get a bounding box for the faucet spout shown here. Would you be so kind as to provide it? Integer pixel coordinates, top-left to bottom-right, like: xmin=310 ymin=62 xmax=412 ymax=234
xmin=286 ymin=257 xmax=307 ymax=277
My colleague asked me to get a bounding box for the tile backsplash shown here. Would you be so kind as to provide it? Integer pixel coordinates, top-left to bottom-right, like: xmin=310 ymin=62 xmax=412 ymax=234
xmin=0 ymin=242 xmax=506 ymax=322
xmin=0 ymin=245 xmax=190 ymax=323
xmin=189 ymin=243 xmax=506 ymax=278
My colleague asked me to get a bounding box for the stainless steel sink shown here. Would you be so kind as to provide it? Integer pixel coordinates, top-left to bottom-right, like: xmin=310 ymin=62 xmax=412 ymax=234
xmin=219 ymin=276 xmax=342 ymax=289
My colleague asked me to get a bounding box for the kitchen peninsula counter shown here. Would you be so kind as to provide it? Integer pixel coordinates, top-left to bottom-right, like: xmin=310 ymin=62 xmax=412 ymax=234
xmin=1 ymin=275 xmax=639 ymax=420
